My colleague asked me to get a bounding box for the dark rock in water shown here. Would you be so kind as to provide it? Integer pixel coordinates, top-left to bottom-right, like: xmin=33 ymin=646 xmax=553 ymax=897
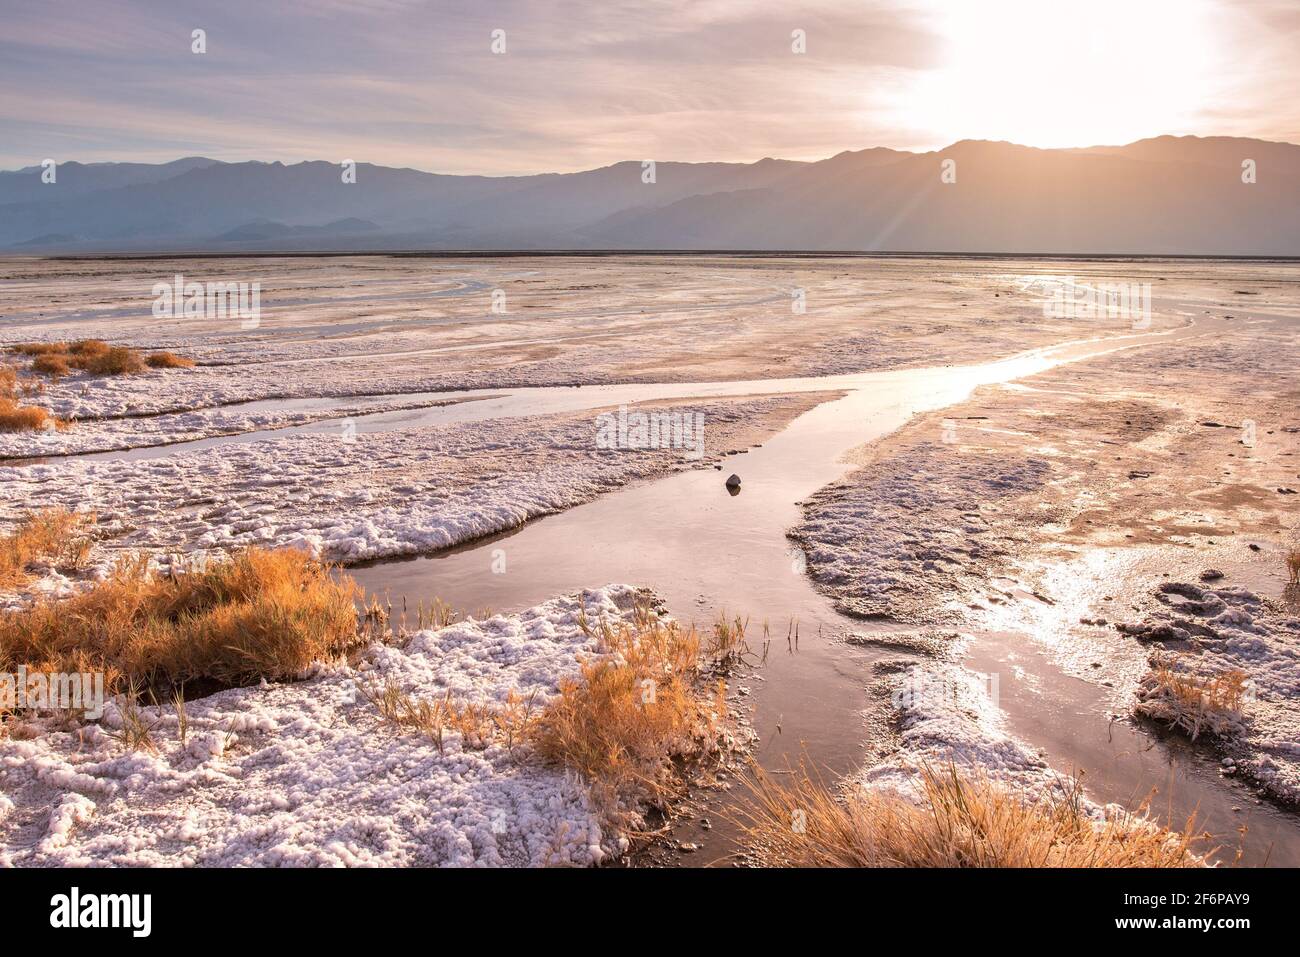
xmin=725 ymin=473 xmax=741 ymax=489
xmin=1200 ymin=568 xmax=1225 ymax=581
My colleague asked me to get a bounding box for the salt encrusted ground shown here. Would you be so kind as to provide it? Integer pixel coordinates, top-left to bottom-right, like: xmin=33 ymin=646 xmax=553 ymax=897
xmin=1 ymin=393 xmax=828 ymax=608
xmin=0 ymin=392 xmax=478 ymax=459
xmin=856 ymin=656 xmax=1060 ymax=802
xmin=793 ymin=310 xmax=1300 ymax=804
xmin=1125 ymin=579 xmax=1300 ymax=802
xmin=791 ymin=443 xmax=1051 ymax=624
xmin=1 ymin=255 xmax=1200 ymax=431
xmin=0 ymin=586 xmax=646 ymax=867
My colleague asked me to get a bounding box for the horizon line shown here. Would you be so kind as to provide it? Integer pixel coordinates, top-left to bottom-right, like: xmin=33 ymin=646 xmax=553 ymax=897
xmin=7 ymin=132 xmax=1299 ymax=180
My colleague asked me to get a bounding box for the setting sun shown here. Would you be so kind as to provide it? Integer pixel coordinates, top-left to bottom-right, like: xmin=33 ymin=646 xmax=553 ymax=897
xmin=907 ymin=0 xmax=1223 ymax=147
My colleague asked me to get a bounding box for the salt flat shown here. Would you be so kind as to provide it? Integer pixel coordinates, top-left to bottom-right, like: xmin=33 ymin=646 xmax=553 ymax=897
xmin=2 ymin=254 xmax=1298 ymax=866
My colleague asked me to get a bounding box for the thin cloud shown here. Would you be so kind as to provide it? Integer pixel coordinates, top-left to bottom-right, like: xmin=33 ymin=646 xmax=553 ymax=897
xmin=0 ymin=0 xmax=1295 ymax=173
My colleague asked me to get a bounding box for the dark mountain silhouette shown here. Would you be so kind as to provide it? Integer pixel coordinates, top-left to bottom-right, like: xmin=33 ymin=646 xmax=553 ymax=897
xmin=2 ymin=137 xmax=1296 ymax=255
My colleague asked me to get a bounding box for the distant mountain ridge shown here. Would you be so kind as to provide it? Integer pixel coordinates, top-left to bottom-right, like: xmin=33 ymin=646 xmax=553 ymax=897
xmin=2 ymin=136 xmax=1297 ymax=255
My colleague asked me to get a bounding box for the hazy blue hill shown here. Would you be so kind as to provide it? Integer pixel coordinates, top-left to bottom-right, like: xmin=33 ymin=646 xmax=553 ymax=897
xmin=4 ymin=138 xmax=1297 ymax=254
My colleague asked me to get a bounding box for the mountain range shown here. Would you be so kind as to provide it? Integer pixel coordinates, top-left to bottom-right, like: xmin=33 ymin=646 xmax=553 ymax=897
xmin=2 ymin=136 xmax=1298 ymax=255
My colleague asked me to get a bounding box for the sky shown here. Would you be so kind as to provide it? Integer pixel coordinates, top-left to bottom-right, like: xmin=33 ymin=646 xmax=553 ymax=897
xmin=2 ymin=0 xmax=1298 ymax=175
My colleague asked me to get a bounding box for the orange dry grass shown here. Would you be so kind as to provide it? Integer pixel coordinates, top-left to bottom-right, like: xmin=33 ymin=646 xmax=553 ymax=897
xmin=12 ymin=340 xmax=191 ymax=377
xmin=0 ymin=398 xmax=63 ymax=432
xmin=1136 ymin=659 xmax=1250 ymax=741
xmin=74 ymin=344 xmax=144 ymax=376
xmin=532 ymin=603 xmax=726 ymax=820
xmin=0 ymin=508 xmax=95 ymax=590
xmin=0 ymin=547 xmax=364 ymax=693
xmin=359 ymin=680 xmax=540 ymax=756
xmin=0 ymin=364 xmax=61 ymax=431
xmin=144 ymin=351 xmax=196 ymax=369
xmin=31 ymin=353 xmax=71 ymax=378
xmin=735 ymin=762 xmax=1208 ymax=868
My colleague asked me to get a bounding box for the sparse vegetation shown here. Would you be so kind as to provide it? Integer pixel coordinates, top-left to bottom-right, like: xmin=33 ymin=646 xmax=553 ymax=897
xmin=30 ymin=353 xmax=71 ymax=378
xmin=72 ymin=341 xmax=144 ymax=376
xmin=0 ymin=363 xmax=63 ymax=432
xmin=0 ymin=547 xmax=365 ymax=694
xmin=358 ymin=679 xmax=540 ymax=756
xmin=734 ymin=762 xmax=1208 ymax=867
xmin=0 ymin=400 xmax=63 ymax=432
xmin=0 ymin=508 xmax=95 ymax=590
xmin=144 ymin=351 xmax=196 ymax=369
xmin=532 ymin=603 xmax=728 ymax=824
xmin=705 ymin=611 xmax=751 ymax=668
xmin=356 ymin=599 xmax=743 ymax=832
xmin=1135 ymin=659 xmax=1250 ymax=741
xmin=103 ymin=679 xmax=161 ymax=752
xmin=9 ymin=343 xmax=67 ymax=357
xmin=9 ymin=340 xmax=193 ymax=378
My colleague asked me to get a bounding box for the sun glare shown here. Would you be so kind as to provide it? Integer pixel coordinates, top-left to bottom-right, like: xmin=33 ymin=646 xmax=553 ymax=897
xmin=907 ymin=0 xmax=1222 ymax=148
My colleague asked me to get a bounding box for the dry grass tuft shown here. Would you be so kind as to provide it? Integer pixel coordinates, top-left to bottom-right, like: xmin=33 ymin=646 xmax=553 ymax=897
xmin=0 ymin=363 xmax=62 ymax=431
xmin=358 ymin=678 xmax=540 ymax=756
xmin=358 ymin=679 xmax=453 ymax=754
xmin=734 ymin=762 xmax=1208 ymax=868
xmin=103 ymin=679 xmax=161 ymax=752
xmin=9 ymin=343 xmax=68 ymax=357
xmin=144 ymin=351 xmax=196 ymax=369
xmin=31 ymin=353 xmax=71 ymax=378
xmin=705 ymin=611 xmax=751 ymax=668
xmin=11 ymin=340 xmax=192 ymax=378
xmin=357 ymin=601 xmax=733 ymax=822
xmin=1136 ymin=659 xmax=1250 ymax=741
xmin=1 ymin=365 xmax=44 ymax=398
xmin=532 ymin=603 xmax=727 ymax=822
xmin=74 ymin=344 xmax=144 ymax=376
xmin=0 ymin=508 xmax=95 ymax=590
xmin=0 ymin=398 xmax=64 ymax=432
xmin=0 ymin=547 xmax=365 ymax=694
